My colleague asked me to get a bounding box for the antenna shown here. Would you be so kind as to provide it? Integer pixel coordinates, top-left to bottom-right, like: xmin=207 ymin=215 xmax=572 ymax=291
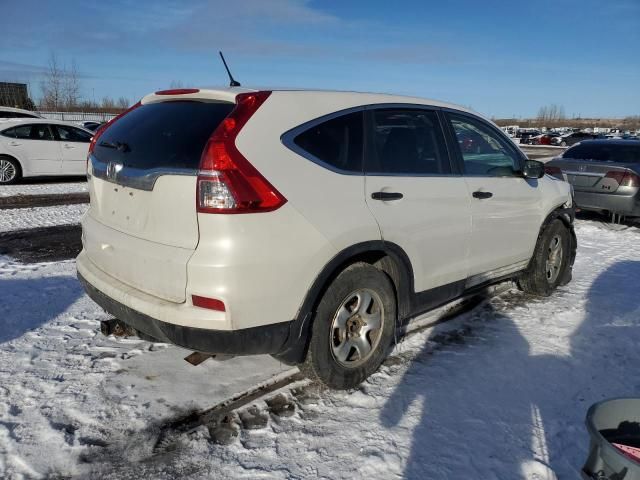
xmin=219 ymin=51 xmax=241 ymax=87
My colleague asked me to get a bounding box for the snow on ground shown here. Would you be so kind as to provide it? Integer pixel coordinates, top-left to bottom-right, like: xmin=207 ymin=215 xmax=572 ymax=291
xmin=0 ymin=220 xmax=639 ymax=479
xmin=0 ymin=257 xmax=294 ymax=479
xmin=0 ymin=181 xmax=87 ymax=198
xmin=0 ymin=204 xmax=88 ymax=232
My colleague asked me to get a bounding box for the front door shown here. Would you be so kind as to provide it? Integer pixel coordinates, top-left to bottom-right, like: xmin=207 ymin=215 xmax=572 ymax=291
xmin=2 ymin=123 xmax=61 ymax=174
xmin=444 ymin=112 xmax=543 ymax=278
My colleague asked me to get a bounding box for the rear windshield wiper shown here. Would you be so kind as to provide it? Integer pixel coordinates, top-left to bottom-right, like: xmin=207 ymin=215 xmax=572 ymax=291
xmin=99 ymin=140 xmax=130 ymax=152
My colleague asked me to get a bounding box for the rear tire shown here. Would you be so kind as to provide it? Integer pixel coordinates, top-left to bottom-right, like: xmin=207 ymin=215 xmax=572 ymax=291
xmin=300 ymin=263 xmax=396 ymax=390
xmin=0 ymin=156 xmax=21 ymax=185
xmin=518 ymin=219 xmax=571 ymax=296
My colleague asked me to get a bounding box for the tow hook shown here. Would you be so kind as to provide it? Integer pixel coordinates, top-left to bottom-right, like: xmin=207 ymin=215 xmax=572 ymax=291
xmin=100 ymin=318 xmax=136 ymax=337
xmin=183 ymin=352 xmax=236 ymax=366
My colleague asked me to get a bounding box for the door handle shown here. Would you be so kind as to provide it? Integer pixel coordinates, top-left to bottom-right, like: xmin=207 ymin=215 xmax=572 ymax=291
xmin=472 ymin=191 xmax=493 ymax=199
xmin=63 ymin=144 xmax=74 ymax=149
xmin=9 ymin=141 xmax=21 ymax=146
xmin=371 ymin=191 xmax=404 ymax=201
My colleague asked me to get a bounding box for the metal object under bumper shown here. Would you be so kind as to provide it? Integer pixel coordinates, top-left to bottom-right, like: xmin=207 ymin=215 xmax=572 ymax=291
xmin=78 ymin=272 xmax=293 ymax=355
xmin=575 ymin=190 xmax=640 ymax=216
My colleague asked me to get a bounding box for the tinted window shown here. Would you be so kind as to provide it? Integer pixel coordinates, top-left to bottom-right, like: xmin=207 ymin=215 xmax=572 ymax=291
xmin=0 ymin=127 xmax=17 ymax=137
xmin=564 ymin=143 xmax=640 ymax=163
xmin=368 ymin=109 xmax=450 ymax=175
xmin=563 ymin=144 xmax=602 ymax=160
xmin=2 ymin=124 xmax=53 ymax=140
xmin=55 ymin=125 xmax=92 ymax=142
xmin=448 ymin=114 xmax=521 ymax=176
xmin=293 ymin=111 xmax=363 ymax=172
xmin=0 ymin=112 xmax=37 ymax=119
xmin=94 ymin=101 xmax=235 ymax=170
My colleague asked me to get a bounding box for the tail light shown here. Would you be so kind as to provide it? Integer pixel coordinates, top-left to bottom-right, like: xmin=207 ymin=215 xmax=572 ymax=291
xmin=87 ymin=101 xmax=141 ymax=167
xmin=544 ymin=165 xmax=563 ymax=176
xmin=605 ymin=170 xmax=640 ymax=188
xmin=197 ymin=90 xmax=286 ymax=214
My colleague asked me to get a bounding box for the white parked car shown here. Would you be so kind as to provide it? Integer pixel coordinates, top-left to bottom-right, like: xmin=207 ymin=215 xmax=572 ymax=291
xmin=77 ymin=88 xmax=576 ymax=389
xmin=0 ymin=106 xmax=43 ymax=120
xmin=0 ymin=119 xmax=92 ymax=183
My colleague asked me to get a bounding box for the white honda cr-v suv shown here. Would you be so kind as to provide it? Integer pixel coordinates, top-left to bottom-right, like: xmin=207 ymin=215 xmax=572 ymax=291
xmin=77 ymin=87 xmax=576 ymax=389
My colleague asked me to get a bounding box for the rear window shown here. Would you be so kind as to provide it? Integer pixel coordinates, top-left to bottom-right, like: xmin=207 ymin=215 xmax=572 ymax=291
xmin=292 ymin=111 xmax=363 ymax=173
xmin=94 ymin=101 xmax=234 ymax=169
xmin=564 ymin=143 xmax=640 ymax=163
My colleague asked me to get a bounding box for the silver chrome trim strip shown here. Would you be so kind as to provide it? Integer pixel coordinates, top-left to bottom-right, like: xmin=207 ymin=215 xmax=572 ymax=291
xmin=465 ymin=260 xmax=529 ymax=289
xmin=90 ymin=154 xmax=197 ymax=191
xmin=280 ymin=102 xmax=462 ymax=177
xmin=564 ymin=170 xmax=606 ymax=177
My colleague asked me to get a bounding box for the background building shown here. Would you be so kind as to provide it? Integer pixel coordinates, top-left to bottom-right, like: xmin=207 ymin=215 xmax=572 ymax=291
xmin=0 ymin=82 xmax=35 ymax=110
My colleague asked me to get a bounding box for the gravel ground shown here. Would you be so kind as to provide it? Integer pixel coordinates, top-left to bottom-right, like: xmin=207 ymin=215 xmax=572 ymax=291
xmin=0 ymin=180 xmax=87 ymax=198
xmin=0 ymin=203 xmax=88 ymax=232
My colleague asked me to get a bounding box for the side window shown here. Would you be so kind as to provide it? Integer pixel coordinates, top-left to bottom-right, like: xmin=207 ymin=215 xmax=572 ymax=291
xmin=368 ymin=108 xmax=450 ymax=175
xmin=1 ymin=127 xmax=17 ymax=138
xmin=55 ymin=125 xmax=92 ymax=143
xmin=292 ymin=111 xmax=363 ymax=172
xmin=30 ymin=124 xmax=54 ymax=141
xmin=8 ymin=125 xmax=33 ymax=139
xmin=448 ymin=114 xmax=522 ymax=176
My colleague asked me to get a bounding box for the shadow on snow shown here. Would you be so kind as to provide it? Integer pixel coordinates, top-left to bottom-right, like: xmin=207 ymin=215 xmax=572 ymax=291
xmin=0 ymin=275 xmax=82 ymax=343
xmin=381 ymin=261 xmax=640 ymax=478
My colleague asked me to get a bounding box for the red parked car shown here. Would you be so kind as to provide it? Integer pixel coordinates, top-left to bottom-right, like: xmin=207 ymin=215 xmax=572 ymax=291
xmin=529 ymin=133 xmax=561 ymax=145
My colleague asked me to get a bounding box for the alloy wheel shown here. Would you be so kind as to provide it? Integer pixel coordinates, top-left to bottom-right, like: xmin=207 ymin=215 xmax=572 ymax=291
xmin=0 ymin=159 xmax=16 ymax=183
xmin=329 ymin=289 xmax=385 ymax=368
xmin=545 ymin=235 xmax=564 ymax=283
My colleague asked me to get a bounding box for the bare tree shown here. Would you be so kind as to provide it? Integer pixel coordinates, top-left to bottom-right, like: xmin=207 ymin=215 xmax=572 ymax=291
xmin=537 ymin=104 xmax=566 ymax=124
xmin=40 ymin=53 xmax=83 ymax=110
xmin=40 ymin=53 xmax=64 ymax=110
xmin=116 ymin=96 xmax=130 ymax=109
xmin=169 ymin=80 xmax=184 ymax=88
xmin=63 ymin=59 xmax=81 ymax=110
xmin=101 ymin=96 xmax=116 ymax=109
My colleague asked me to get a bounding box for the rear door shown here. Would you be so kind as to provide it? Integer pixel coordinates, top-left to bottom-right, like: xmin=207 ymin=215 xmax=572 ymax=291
xmin=444 ymin=112 xmax=543 ymax=278
xmin=86 ymin=99 xmax=234 ymax=302
xmin=53 ymin=124 xmax=92 ymax=175
xmin=1 ymin=123 xmax=61 ymax=174
xmin=364 ymin=106 xmax=471 ymax=293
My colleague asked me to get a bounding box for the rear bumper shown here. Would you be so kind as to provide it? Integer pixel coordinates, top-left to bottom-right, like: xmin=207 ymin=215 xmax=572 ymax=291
xmin=574 ymin=190 xmax=640 ymax=216
xmin=78 ymin=269 xmax=292 ymax=355
xmin=76 ymin=250 xmax=293 ymax=355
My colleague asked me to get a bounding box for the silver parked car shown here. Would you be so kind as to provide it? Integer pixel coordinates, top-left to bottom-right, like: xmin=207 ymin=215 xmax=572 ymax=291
xmin=545 ymin=140 xmax=640 ymax=219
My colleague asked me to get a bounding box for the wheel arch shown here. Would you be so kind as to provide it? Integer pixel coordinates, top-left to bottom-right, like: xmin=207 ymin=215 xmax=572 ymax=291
xmin=274 ymin=240 xmax=415 ymax=365
xmin=523 ymin=204 xmax=577 ymax=285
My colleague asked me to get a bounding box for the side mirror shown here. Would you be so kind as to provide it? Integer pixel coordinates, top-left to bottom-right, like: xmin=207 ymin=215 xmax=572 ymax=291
xmin=522 ymin=159 xmax=544 ymax=179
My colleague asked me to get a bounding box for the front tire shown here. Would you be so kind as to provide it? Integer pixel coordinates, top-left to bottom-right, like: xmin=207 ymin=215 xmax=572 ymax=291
xmin=0 ymin=156 xmax=21 ymax=185
xmin=300 ymin=263 xmax=396 ymax=389
xmin=518 ymin=219 xmax=571 ymax=296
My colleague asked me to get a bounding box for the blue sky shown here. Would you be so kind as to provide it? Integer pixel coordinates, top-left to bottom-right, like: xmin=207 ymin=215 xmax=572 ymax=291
xmin=1 ymin=0 xmax=638 ymax=118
